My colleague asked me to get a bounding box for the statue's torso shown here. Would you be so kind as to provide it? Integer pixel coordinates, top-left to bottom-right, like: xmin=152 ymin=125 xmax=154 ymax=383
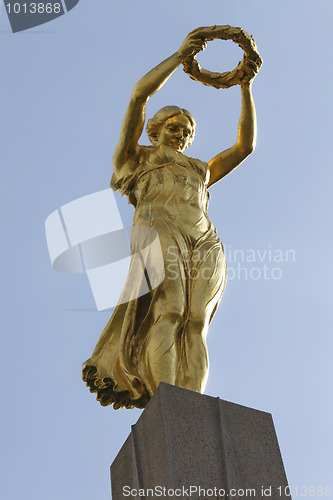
xmin=134 ymin=145 xmax=209 ymax=205
xmin=132 ymin=145 xmax=212 ymax=240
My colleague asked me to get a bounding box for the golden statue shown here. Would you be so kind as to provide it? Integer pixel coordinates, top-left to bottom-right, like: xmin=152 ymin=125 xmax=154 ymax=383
xmin=82 ymin=26 xmax=262 ymax=409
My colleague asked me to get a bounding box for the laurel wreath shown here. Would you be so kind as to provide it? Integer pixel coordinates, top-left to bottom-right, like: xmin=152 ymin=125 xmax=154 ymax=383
xmin=182 ymin=25 xmax=263 ymax=89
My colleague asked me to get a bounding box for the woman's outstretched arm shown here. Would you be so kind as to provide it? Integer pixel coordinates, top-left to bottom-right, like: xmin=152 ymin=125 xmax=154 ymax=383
xmin=208 ymin=81 xmax=257 ymax=187
xmin=113 ymin=29 xmax=206 ymax=178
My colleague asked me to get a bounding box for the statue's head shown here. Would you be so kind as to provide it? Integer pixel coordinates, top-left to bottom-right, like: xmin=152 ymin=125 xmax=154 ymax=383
xmin=146 ymin=106 xmax=196 ymax=152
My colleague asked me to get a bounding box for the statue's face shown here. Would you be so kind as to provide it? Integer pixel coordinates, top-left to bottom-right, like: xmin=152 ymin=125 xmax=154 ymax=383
xmin=158 ymin=115 xmax=193 ymax=152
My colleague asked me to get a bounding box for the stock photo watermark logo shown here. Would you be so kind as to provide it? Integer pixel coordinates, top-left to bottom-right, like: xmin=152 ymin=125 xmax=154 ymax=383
xmin=45 ymin=189 xmax=165 ymax=311
xmin=225 ymin=245 xmax=296 ymax=281
xmin=45 ymin=190 xmax=295 ymax=311
xmin=3 ymin=0 xmax=80 ymax=33
xmin=164 ymin=244 xmax=295 ymax=282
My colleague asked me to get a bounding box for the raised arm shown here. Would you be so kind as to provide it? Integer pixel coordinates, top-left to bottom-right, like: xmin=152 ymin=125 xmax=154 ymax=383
xmin=113 ymin=30 xmax=206 ymax=179
xmin=208 ymin=81 xmax=257 ymax=187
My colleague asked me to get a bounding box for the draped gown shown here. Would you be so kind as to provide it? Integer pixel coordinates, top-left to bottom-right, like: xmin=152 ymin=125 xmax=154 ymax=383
xmin=82 ymin=144 xmax=227 ymax=409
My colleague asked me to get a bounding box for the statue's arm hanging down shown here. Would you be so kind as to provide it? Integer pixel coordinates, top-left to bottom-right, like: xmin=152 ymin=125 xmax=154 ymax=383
xmin=82 ymin=27 xmax=261 ymax=409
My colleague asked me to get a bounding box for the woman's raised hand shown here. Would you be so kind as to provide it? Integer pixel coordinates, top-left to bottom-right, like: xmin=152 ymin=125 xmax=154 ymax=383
xmin=178 ymin=28 xmax=207 ymax=59
xmin=240 ymin=57 xmax=261 ymax=86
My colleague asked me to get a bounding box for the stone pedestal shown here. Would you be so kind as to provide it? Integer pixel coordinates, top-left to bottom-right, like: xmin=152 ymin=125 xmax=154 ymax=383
xmin=111 ymin=383 xmax=290 ymax=499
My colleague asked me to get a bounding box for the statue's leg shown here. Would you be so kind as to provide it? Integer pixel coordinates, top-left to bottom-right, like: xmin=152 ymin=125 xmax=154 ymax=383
xmin=136 ymin=225 xmax=188 ymax=396
xmin=178 ymin=237 xmax=227 ymax=393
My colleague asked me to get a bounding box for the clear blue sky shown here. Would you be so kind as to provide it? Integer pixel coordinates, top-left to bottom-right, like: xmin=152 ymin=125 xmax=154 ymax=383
xmin=1 ymin=1 xmax=332 ymax=499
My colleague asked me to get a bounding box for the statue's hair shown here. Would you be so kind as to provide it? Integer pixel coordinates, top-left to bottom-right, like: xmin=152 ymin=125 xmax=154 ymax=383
xmin=146 ymin=106 xmax=196 ymax=148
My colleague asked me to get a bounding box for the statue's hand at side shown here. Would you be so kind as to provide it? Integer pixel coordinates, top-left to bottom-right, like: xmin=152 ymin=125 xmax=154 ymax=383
xmin=177 ymin=28 xmax=207 ymax=59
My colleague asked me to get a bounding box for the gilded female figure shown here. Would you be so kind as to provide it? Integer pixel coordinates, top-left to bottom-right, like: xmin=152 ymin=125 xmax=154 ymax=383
xmin=82 ymin=28 xmax=258 ymax=409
